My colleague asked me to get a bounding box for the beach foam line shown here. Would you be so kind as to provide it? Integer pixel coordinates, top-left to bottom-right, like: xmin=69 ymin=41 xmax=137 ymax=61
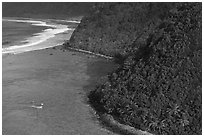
xmin=2 ymin=18 xmax=56 ymax=28
xmin=3 ymin=17 xmax=81 ymax=24
xmin=2 ymin=19 xmax=74 ymax=55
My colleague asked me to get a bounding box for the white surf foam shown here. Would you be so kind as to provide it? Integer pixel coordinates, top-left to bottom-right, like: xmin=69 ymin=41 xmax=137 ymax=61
xmin=2 ymin=19 xmax=74 ymax=55
xmin=2 ymin=18 xmax=56 ymax=28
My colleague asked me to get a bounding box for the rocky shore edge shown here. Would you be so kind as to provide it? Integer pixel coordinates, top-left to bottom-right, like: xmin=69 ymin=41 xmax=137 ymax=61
xmin=63 ymin=45 xmax=153 ymax=135
xmin=63 ymin=46 xmax=152 ymax=135
xmin=99 ymin=113 xmax=153 ymax=135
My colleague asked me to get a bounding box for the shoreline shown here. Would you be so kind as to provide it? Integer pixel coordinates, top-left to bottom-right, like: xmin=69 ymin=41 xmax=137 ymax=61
xmin=2 ymin=44 xmax=153 ymax=135
xmin=3 ymin=16 xmax=149 ymax=134
xmin=64 ymin=46 xmax=153 ymax=135
xmin=2 ymin=17 xmax=75 ymax=55
xmin=3 ymin=16 xmax=82 ymax=23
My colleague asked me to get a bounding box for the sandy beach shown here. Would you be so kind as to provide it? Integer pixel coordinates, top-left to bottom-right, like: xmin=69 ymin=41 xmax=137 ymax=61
xmin=2 ymin=47 xmax=117 ymax=135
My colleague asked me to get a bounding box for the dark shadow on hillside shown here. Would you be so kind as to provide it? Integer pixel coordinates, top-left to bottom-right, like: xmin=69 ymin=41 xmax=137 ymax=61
xmin=83 ymin=59 xmax=118 ymax=93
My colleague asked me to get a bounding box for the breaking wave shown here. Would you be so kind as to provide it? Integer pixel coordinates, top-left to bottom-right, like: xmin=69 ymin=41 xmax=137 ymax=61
xmin=2 ymin=18 xmax=74 ymax=54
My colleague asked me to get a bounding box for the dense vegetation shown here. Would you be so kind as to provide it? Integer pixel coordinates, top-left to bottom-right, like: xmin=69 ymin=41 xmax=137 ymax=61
xmin=88 ymin=3 xmax=202 ymax=135
xmin=67 ymin=3 xmax=175 ymax=56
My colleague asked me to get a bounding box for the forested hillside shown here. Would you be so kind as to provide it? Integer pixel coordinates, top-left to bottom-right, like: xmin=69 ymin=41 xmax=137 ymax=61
xmin=88 ymin=3 xmax=202 ymax=134
xmin=67 ymin=3 xmax=175 ymax=56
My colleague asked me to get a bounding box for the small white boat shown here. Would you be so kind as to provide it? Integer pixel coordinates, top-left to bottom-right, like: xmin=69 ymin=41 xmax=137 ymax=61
xmin=31 ymin=101 xmax=44 ymax=109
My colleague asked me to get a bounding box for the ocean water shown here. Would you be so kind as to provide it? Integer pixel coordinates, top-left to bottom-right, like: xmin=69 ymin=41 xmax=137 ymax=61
xmin=2 ymin=20 xmax=48 ymax=47
xmin=2 ymin=18 xmax=76 ymax=54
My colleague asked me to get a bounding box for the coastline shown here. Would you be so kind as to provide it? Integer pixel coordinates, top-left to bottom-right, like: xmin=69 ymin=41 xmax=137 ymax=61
xmin=2 ymin=2 xmax=201 ymax=135
xmin=2 ymin=43 xmax=153 ymax=135
xmin=3 ymin=17 xmax=151 ymax=135
xmin=3 ymin=16 xmax=82 ymax=23
xmin=67 ymin=46 xmax=153 ymax=135
xmin=2 ymin=17 xmax=75 ymax=55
